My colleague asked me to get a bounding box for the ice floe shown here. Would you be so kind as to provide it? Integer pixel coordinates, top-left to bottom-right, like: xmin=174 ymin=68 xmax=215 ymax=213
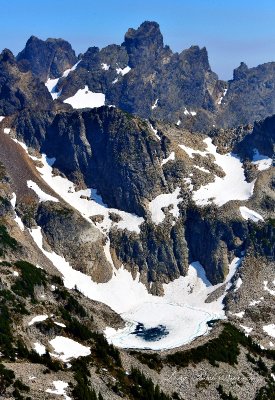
xmin=29 ymin=224 xmax=241 ymax=350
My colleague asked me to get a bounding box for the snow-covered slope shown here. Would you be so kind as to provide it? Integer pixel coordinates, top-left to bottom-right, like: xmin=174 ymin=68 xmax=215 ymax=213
xmin=180 ymin=138 xmax=256 ymax=207
xmin=63 ymin=85 xmax=105 ymax=109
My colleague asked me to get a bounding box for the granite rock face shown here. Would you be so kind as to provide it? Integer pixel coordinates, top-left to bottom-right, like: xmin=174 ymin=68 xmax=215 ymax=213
xmin=17 ymin=36 xmax=77 ymax=81
xmin=36 ymin=201 xmax=112 ymax=283
xmin=29 ymin=107 xmax=168 ymax=216
xmin=234 ymin=114 xmax=275 ymax=159
xmin=217 ymin=61 xmax=275 ymax=128
xmin=14 ymin=20 xmax=275 ymax=132
xmin=110 ymin=216 xmax=189 ymax=290
xmin=0 ymin=49 xmax=53 ymax=115
xmin=52 ymin=21 xmax=221 ymax=128
xmin=185 ymin=207 xmax=248 ymax=284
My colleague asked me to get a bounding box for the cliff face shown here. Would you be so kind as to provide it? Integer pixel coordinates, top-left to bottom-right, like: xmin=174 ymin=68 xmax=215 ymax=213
xmin=48 ymin=21 xmax=220 ymax=129
xmin=217 ymin=61 xmax=275 ymax=128
xmin=17 ymin=36 xmax=77 ymax=81
xmin=14 ymin=107 xmax=167 ymax=216
xmin=36 ymin=202 xmax=112 ymax=283
xmin=12 ymin=20 xmax=275 ymax=133
xmin=0 ymin=49 xmax=53 ymax=115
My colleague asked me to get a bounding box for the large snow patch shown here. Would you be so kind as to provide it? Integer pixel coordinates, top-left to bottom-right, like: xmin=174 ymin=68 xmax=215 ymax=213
xmin=64 ymin=85 xmax=105 ymax=109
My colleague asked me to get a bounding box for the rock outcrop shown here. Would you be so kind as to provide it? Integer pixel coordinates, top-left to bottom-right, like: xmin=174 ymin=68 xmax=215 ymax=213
xmin=17 ymin=36 xmax=77 ymax=81
xmin=53 ymin=21 xmax=221 ymax=129
xmin=217 ymin=61 xmax=275 ymax=128
xmin=36 ymin=201 xmax=112 ymax=283
xmin=0 ymin=49 xmax=53 ymax=115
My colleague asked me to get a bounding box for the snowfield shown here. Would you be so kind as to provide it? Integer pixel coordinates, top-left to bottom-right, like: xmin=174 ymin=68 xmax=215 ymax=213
xmin=161 ymin=152 xmax=175 ymax=166
xmin=30 ymin=223 xmax=242 ymax=351
xmin=239 ymin=206 xmax=264 ymax=222
xmin=263 ymin=324 xmax=275 ymax=338
xmin=33 ymin=342 xmax=46 ymax=356
xmin=116 ymin=66 xmax=131 ymax=75
xmin=264 ymin=280 xmax=275 ymax=296
xmin=28 ymin=315 xmax=48 ymax=326
xmin=45 ymin=60 xmax=81 ymax=100
xmin=46 ymin=381 xmax=71 ymax=400
xmin=180 ymin=138 xmax=255 ymax=207
xmin=21 ymin=138 xmax=244 ymax=350
xmin=105 ymin=259 xmax=241 ymax=350
xmin=152 ymin=99 xmax=158 ymax=109
xmin=45 ymin=77 xmax=60 ymax=100
xmin=27 ymin=180 xmax=59 ymax=203
xmin=148 ymin=187 xmax=182 ymax=224
xmin=49 ymin=336 xmax=91 ymax=362
xmin=11 ymin=193 xmax=24 ymax=230
xmin=252 ymin=149 xmax=273 ymax=171
xmin=64 ymin=85 xmax=105 ymax=109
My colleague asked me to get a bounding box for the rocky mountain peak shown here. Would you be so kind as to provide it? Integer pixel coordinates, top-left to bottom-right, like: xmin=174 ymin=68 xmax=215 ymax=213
xmin=17 ymin=35 xmax=77 ymax=81
xmin=0 ymin=48 xmax=16 ymax=65
xmin=233 ymin=61 xmax=249 ymax=80
xmin=123 ymin=21 xmax=164 ymax=67
xmin=180 ymin=45 xmax=211 ymax=71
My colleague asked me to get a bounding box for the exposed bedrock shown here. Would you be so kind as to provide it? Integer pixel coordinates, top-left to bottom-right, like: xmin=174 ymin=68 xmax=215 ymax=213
xmin=35 ymin=201 xmax=113 ymax=283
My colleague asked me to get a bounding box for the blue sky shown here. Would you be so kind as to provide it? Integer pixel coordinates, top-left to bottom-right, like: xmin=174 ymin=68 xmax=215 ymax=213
xmin=2 ymin=0 xmax=275 ymax=79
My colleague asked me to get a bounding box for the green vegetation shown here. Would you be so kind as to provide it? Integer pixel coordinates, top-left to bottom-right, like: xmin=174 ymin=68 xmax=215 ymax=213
xmin=166 ymin=323 xmax=242 ymax=367
xmin=51 ymin=274 xmax=63 ymax=286
xmin=255 ymin=378 xmax=275 ymax=399
xmin=166 ymin=323 xmax=275 ymax=368
xmin=255 ymin=358 xmax=269 ymax=376
xmin=0 ymin=225 xmax=18 ymax=256
xmin=129 ymin=368 xmax=172 ymax=400
xmin=130 ymin=350 xmax=163 ymax=371
xmin=0 ymin=362 xmax=15 ymax=395
xmin=0 ymin=196 xmax=10 ymax=208
xmin=0 ymin=293 xmax=15 ymax=358
xmin=12 ymin=261 xmax=46 ymax=300
xmin=16 ymin=340 xmax=62 ymax=372
xmin=249 ymin=218 xmax=275 ymax=258
xmin=56 ymin=288 xmax=87 ymax=317
xmin=217 ymin=385 xmax=238 ymax=400
xmin=91 ymin=331 xmax=121 ymax=368
xmin=71 ymin=357 xmax=104 ymax=400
